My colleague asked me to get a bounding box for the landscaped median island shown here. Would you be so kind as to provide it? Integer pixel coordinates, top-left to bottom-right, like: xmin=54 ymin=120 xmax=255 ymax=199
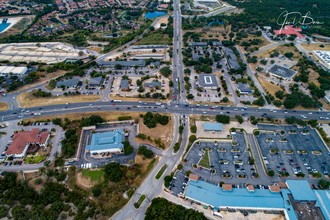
xmin=198 ymin=148 xmax=210 ymax=169
xmin=134 ymin=194 xmax=146 ymax=209
xmin=155 ymin=164 xmax=167 ymax=179
xmin=0 ymin=102 xmax=9 ymax=111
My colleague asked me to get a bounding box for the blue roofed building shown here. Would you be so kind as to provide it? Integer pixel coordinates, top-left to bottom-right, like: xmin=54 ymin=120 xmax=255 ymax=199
xmin=185 ymin=180 xmax=284 ymax=210
xmin=286 ymin=180 xmax=316 ymax=201
xmin=86 ymin=129 xmax=124 ymax=157
xmin=183 ymin=179 xmax=330 ymax=220
xmin=203 ymin=122 xmax=223 ymax=132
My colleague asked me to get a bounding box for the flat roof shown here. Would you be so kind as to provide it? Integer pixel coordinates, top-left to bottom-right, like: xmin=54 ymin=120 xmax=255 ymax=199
xmin=286 ymin=180 xmax=316 ymax=201
xmin=198 ymin=74 xmax=218 ymax=88
xmin=86 ymin=129 xmax=124 ymax=152
xmin=268 ymin=64 xmax=297 ymax=79
xmin=203 ymin=122 xmax=223 ymax=131
xmin=237 ymin=82 xmax=252 ymax=93
xmin=56 ymin=78 xmax=80 ymax=87
xmin=89 ymin=76 xmax=103 ymax=86
xmin=185 ymin=180 xmax=284 ymax=209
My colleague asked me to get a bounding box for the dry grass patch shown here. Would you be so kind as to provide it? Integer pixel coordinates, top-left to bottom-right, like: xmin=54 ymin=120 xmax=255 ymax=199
xmin=17 ymin=92 xmax=101 ymax=107
xmin=134 ymin=155 xmax=158 ymax=184
xmin=109 ymin=95 xmax=169 ymax=102
xmin=256 ymin=45 xmax=301 ymax=60
xmin=308 ymin=68 xmax=321 ymax=87
xmin=23 ymin=111 xmax=141 ymax=123
xmin=257 ymin=76 xmax=283 ymax=96
xmin=0 ymin=102 xmax=9 ymax=111
xmin=301 ymin=44 xmax=330 ymax=51
xmin=138 ymin=116 xmax=173 ymax=148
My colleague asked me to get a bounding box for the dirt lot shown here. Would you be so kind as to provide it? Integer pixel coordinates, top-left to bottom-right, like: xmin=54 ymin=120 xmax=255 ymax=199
xmin=137 ymin=116 xmax=173 ymax=148
xmin=300 ymin=43 xmax=330 ymax=51
xmin=76 ymin=172 xmax=97 ymax=188
xmin=23 ymin=111 xmax=142 ymax=123
xmin=17 ymin=92 xmax=101 ymax=107
xmin=257 ymin=75 xmax=283 ymax=96
xmin=0 ymin=102 xmax=9 ymax=111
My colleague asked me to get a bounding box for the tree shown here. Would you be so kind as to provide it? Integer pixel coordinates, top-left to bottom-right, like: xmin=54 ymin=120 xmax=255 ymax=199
xmin=164 ymin=176 xmax=173 ymax=188
xmin=137 ymin=146 xmax=154 ymax=158
xmin=92 ymin=185 xmax=102 ymax=197
xmin=216 ymin=115 xmax=230 ymax=124
xmin=235 ymin=115 xmax=243 ymax=124
xmin=179 ymin=125 xmax=184 ymax=134
xmin=190 ymin=125 xmax=197 ymax=133
xmin=159 ymin=66 xmax=172 ymax=77
xmin=145 ymin=198 xmax=207 ymax=220
xmin=104 ymin=163 xmax=123 ymax=182
xmin=189 ymin=135 xmax=196 ymax=143
xmin=318 ymin=178 xmax=330 ymax=189
xmin=267 ymin=170 xmax=275 ymax=177
xmin=123 ymin=140 xmax=134 ymax=155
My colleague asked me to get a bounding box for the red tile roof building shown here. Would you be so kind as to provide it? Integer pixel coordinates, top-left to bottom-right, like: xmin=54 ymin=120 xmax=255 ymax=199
xmin=5 ymin=128 xmax=49 ymax=158
xmin=274 ymin=25 xmax=304 ymax=39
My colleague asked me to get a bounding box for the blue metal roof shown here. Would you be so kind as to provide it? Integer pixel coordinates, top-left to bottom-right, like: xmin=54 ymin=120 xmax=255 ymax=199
xmin=185 ymin=180 xmax=284 ymax=209
xmin=86 ymin=129 xmax=124 ymax=152
xmin=314 ymin=190 xmax=330 ymax=220
xmin=203 ymin=122 xmax=223 ymax=131
xmin=286 ymin=180 xmax=316 ymax=201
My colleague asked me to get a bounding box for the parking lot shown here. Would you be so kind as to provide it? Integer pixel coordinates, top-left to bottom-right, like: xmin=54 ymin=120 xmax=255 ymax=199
xmin=256 ymin=124 xmax=330 ymax=179
xmin=76 ymin=121 xmax=138 ymax=168
xmin=170 ymin=132 xmax=258 ymax=196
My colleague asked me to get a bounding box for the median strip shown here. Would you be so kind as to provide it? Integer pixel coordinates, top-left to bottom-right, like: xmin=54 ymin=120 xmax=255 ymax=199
xmin=155 ymin=164 xmax=167 ymax=179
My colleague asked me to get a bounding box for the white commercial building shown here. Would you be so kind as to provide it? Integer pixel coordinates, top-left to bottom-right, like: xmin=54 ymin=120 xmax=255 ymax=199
xmin=0 ymin=66 xmax=28 ymax=76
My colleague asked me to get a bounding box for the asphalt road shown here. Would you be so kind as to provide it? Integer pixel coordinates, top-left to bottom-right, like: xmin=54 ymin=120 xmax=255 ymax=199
xmin=1 ymin=100 xmax=329 ymax=123
xmin=111 ymin=114 xmax=186 ymax=220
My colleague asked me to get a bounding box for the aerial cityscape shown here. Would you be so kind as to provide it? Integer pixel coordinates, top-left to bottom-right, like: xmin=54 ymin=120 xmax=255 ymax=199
xmin=0 ymin=0 xmax=329 ymax=219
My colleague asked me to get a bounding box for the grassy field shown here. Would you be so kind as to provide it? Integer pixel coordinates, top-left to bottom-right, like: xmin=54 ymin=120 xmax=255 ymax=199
xmin=137 ymin=32 xmax=171 ymax=45
xmin=23 ymin=112 xmax=141 ymax=123
xmin=138 ymin=116 xmax=173 ymax=148
xmin=257 ymin=76 xmax=283 ymax=97
xmin=82 ymin=169 xmax=104 ymax=182
xmin=301 ymin=44 xmax=330 ymax=51
xmin=17 ymin=92 xmax=101 ymax=107
xmin=25 ymin=155 xmax=47 ymax=164
xmin=155 ymin=164 xmax=167 ymax=179
xmin=256 ymin=44 xmax=302 ymax=60
xmin=0 ymin=102 xmax=9 ymax=111
xmin=198 ymin=149 xmax=210 ymax=169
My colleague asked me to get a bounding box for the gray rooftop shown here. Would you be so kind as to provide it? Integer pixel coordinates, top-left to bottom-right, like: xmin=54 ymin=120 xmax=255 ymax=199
xmin=89 ymin=76 xmax=103 ymax=86
xmin=224 ymin=47 xmax=240 ymax=70
xmin=189 ymin=42 xmax=207 ymax=47
xmin=99 ymin=60 xmax=146 ymax=67
xmin=212 ymin=41 xmax=222 ymax=46
xmin=268 ymin=64 xmax=297 ymax=79
xmin=144 ymin=81 xmax=162 ymax=88
xmin=120 ymin=79 xmax=129 ymax=89
xmin=56 ymin=78 xmax=80 ymax=88
xmin=198 ymin=74 xmax=218 ymax=88
xmin=237 ymin=82 xmax=253 ymax=93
